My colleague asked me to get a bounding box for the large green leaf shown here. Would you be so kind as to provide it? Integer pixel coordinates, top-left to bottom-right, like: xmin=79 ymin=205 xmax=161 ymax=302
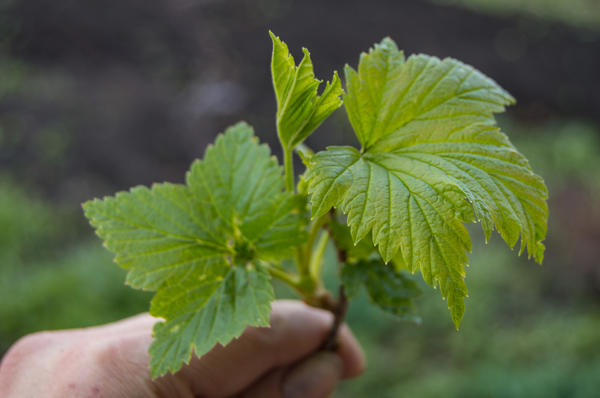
xmin=306 ymin=38 xmax=548 ymax=327
xmin=270 ymin=31 xmax=343 ymax=149
xmin=84 ymin=122 xmax=305 ymax=376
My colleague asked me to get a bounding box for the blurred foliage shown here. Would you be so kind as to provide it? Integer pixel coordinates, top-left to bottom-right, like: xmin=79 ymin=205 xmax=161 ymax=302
xmin=509 ymin=120 xmax=600 ymax=192
xmin=434 ymin=0 xmax=600 ymax=31
xmin=336 ymin=243 xmax=600 ymax=398
xmin=0 ymin=180 xmax=150 ymax=353
xmin=0 ymin=57 xmax=27 ymax=97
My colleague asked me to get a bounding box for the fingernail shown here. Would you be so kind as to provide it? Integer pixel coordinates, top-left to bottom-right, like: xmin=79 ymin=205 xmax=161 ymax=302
xmin=283 ymin=352 xmax=343 ymax=398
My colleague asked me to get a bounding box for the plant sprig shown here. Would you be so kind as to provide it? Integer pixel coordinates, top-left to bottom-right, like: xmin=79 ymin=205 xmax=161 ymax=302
xmin=83 ymin=31 xmax=548 ymax=377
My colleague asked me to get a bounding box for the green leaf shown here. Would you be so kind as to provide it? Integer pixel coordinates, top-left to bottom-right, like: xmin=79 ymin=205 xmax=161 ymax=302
xmin=305 ymin=38 xmax=548 ymax=327
xmin=83 ymin=183 xmax=230 ymax=291
xmin=149 ymin=264 xmax=274 ymax=377
xmin=186 ymin=123 xmax=307 ymax=262
xmin=84 ymin=122 xmax=305 ymax=376
xmin=341 ymin=259 xmax=421 ymax=322
xmin=270 ymin=31 xmax=343 ymax=149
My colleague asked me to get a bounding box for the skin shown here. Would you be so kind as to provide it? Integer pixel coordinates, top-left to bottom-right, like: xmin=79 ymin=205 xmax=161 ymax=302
xmin=0 ymin=300 xmax=365 ymax=398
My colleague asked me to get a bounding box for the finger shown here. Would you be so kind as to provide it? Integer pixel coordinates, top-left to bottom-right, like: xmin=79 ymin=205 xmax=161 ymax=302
xmin=336 ymin=323 xmax=365 ymax=379
xmin=170 ymin=300 xmax=364 ymax=397
xmin=234 ymin=368 xmax=286 ymax=398
xmin=237 ymin=351 xmax=343 ymax=398
xmin=92 ymin=313 xmax=157 ymax=335
xmin=281 ymin=352 xmax=343 ymax=398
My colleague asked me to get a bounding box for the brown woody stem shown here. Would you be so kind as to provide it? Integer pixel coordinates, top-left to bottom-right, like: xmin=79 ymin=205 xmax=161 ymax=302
xmin=320 ymin=284 xmax=349 ymax=351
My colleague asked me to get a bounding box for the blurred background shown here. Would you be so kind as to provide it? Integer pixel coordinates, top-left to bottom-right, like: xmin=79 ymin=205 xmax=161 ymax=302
xmin=1 ymin=0 xmax=599 ymax=396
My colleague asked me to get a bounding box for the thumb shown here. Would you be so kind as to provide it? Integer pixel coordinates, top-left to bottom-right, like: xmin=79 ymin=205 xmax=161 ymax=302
xmin=237 ymin=352 xmax=344 ymax=398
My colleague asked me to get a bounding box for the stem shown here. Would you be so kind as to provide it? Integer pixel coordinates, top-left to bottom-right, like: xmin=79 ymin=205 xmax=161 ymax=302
xmin=263 ymin=263 xmax=303 ymax=292
xmin=296 ymin=212 xmax=330 ymax=296
xmin=309 ymin=231 xmax=329 ymax=282
xmin=281 ymin=144 xmax=308 ymax=291
xmin=316 ymin=232 xmax=350 ymax=351
xmin=304 ymin=212 xmax=330 ymax=264
xmin=283 ymin=146 xmax=294 ymax=193
xmin=321 ymin=285 xmax=349 ymax=351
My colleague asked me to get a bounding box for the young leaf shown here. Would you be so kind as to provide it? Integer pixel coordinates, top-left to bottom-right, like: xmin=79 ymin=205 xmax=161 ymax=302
xmin=187 ymin=122 xmax=307 ymax=262
xmin=270 ymin=31 xmax=343 ymax=149
xmin=305 ymin=38 xmax=548 ymax=327
xmin=149 ymin=264 xmax=273 ymax=377
xmin=341 ymin=259 xmax=421 ymax=323
xmin=84 ymin=122 xmax=305 ymax=376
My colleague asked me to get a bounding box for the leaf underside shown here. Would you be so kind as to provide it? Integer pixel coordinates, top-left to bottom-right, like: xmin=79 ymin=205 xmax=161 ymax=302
xmin=84 ymin=122 xmax=305 ymax=376
xmin=306 ymin=38 xmax=548 ymax=327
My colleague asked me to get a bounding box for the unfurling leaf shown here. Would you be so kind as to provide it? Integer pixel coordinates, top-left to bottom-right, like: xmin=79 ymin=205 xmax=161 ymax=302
xmin=270 ymin=31 xmax=343 ymax=149
xmin=84 ymin=122 xmax=306 ymax=376
xmin=306 ymin=38 xmax=548 ymax=327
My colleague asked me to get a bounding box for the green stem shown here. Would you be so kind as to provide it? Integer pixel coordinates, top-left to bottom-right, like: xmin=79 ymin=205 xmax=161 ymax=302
xmin=283 ymin=146 xmax=295 ymax=193
xmin=263 ymin=263 xmax=302 ymax=291
xmin=282 ymin=145 xmax=305 ymax=285
xmin=296 ymin=212 xmax=329 ymax=287
xmin=309 ymin=231 xmax=329 ymax=283
xmin=304 ymin=212 xmax=330 ymax=265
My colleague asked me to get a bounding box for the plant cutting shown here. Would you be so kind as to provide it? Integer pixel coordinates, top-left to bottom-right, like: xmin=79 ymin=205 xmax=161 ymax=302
xmin=83 ymin=31 xmax=548 ymax=378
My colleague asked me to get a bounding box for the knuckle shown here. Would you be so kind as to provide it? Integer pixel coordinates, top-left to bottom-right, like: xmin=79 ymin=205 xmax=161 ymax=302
xmin=239 ymin=309 xmax=290 ymax=360
xmin=2 ymin=331 xmax=58 ymax=366
xmin=92 ymin=333 xmax=149 ymax=380
xmin=14 ymin=330 xmax=57 ymax=350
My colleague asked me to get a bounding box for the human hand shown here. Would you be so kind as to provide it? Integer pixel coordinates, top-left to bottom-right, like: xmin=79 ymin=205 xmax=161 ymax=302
xmin=0 ymin=300 xmax=364 ymax=398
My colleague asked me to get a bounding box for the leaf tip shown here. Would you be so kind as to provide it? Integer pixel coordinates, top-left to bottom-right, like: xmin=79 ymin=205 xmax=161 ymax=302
xmin=506 ymin=91 xmax=517 ymax=105
xmin=268 ymin=30 xmax=281 ymax=45
xmin=534 ymin=241 xmax=545 ymax=264
xmin=301 ymin=47 xmax=311 ymax=59
xmin=451 ymin=312 xmax=463 ymax=330
xmin=377 ymin=36 xmax=398 ymax=50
